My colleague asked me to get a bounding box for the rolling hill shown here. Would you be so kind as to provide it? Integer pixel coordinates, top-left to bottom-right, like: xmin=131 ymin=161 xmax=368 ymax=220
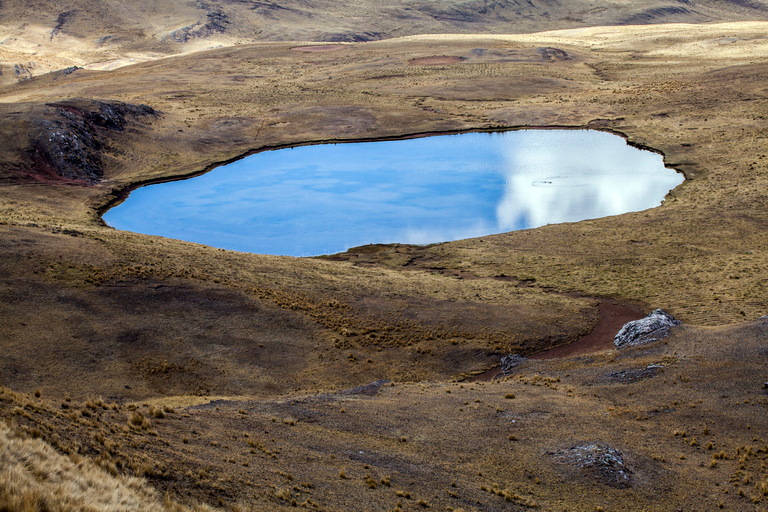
xmin=1 ymin=1 xmax=768 ymax=511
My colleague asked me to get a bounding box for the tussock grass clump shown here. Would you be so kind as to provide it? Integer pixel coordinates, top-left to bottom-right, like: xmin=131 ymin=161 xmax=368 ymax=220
xmin=86 ymin=398 xmax=108 ymax=410
xmin=0 ymin=423 xmax=218 ymax=512
xmin=148 ymin=406 xmax=165 ymax=419
xmin=128 ymin=411 xmax=151 ymax=430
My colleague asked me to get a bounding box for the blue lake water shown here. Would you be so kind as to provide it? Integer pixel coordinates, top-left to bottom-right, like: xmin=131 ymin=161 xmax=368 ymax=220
xmin=103 ymin=130 xmax=684 ymax=256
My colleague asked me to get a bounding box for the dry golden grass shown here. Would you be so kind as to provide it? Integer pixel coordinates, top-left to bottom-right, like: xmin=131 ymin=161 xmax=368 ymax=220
xmin=0 ymin=422 xmax=218 ymax=512
xmin=3 ymin=315 xmax=766 ymax=510
xmin=2 ymin=0 xmax=765 ymax=84
xmin=0 ymin=7 xmax=767 ymax=511
xmin=1 ymin=22 xmax=767 ymax=400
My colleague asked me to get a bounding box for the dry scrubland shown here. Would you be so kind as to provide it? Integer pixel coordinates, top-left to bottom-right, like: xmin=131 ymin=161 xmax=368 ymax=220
xmin=0 ymin=6 xmax=767 ymax=511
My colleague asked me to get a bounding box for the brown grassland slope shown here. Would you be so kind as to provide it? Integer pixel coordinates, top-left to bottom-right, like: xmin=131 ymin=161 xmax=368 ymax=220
xmin=1 ymin=0 xmax=768 ymax=83
xmin=0 ymin=3 xmax=767 ymax=511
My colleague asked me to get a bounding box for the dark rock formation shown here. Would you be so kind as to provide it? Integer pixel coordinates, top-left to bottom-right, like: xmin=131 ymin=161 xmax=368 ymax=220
xmin=50 ymin=11 xmax=75 ymax=41
xmin=538 ymin=47 xmax=569 ymax=61
xmin=606 ymin=364 xmax=664 ymax=383
xmin=14 ymin=63 xmax=35 ymax=80
xmin=614 ymin=309 xmax=681 ymax=348
xmin=53 ymin=66 xmax=80 ymax=79
xmin=29 ymin=100 xmax=159 ymax=184
xmin=170 ymin=1 xmax=230 ymax=42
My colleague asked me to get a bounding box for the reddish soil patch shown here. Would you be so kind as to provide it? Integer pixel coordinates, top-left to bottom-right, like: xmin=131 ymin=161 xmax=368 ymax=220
xmin=408 ymin=56 xmax=466 ymax=66
xmin=291 ymin=45 xmax=346 ymax=52
xmin=530 ymin=300 xmax=645 ymax=360
xmin=466 ymin=299 xmax=645 ymax=381
xmin=466 ymin=368 xmax=502 ymax=382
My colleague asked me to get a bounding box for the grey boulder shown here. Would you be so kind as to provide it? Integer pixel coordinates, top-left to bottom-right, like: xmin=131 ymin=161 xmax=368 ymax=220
xmin=500 ymin=354 xmax=526 ymax=376
xmin=614 ymin=309 xmax=681 ymax=348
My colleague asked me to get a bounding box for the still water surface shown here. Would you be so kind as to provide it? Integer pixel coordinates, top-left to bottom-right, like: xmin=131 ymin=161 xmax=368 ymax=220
xmin=103 ymin=130 xmax=684 ymax=256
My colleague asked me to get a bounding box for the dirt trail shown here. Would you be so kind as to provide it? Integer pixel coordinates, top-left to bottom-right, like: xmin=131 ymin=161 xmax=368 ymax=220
xmin=468 ymin=299 xmax=645 ymax=381
xmin=530 ymin=299 xmax=645 ymax=360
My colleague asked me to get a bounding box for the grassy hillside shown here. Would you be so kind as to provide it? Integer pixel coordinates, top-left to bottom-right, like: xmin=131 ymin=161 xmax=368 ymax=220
xmin=3 ymin=318 xmax=768 ymax=510
xmin=1 ymin=0 xmax=767 ymax=83
xmin=0 ymin=1 xmax=767 ymax=510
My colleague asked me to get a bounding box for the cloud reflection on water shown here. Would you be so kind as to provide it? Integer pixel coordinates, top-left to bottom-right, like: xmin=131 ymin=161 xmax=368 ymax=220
xmin=495 ymin=130 xmax=683 ymax=231
xmin=103 ymin=130 xmax=683 ymax=256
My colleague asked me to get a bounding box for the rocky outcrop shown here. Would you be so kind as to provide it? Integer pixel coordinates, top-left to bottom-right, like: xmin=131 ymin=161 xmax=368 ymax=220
xmin=50 ymin=11 xmax=75 ymax=41
xmin=551 ymin=443 xmax=632 ymax=488
xmin=14 ymin=63 xmax=36 ymax=80
xmin=29 ymin=100 xmax=159 ymax=184
xmin=606 ymin=364 xmax=664 ymax=383
xmin=338 ymin=379 xmax=391 ymax=396
xmin=170 ymin=0 xmax=229 ymax=43
xmin=614 ymin=309 xmax=681 ymax=348
xmin=500 ymin=354 xmax=526 ymax=376
xmin=538 ymin=47 xmax=569 ymax=61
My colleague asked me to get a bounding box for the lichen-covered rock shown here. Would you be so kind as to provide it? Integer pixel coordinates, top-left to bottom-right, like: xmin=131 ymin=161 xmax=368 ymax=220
xmin=500 ymin=354 xmax=526 ymax=376
xmin=551 ymin=443 xmax=632 ymax=488
xmin=614 ymin=309 xmax=681 ymax=348
xmin=30 ymin=100 xmax=159 ymax=184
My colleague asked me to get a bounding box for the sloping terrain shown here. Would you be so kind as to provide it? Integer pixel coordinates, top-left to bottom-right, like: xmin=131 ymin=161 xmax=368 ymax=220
xmin=3 ymin=319 xmax=768 ymax=510
xmin=0 ymin=3 xmax=767 ymax=511
xmin=1 ymin=0 xmax=768 ymax=83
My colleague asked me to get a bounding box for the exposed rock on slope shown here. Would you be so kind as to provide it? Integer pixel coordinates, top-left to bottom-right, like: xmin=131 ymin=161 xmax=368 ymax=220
xmin=27 ymin=100 xmax=159 ymax=184
xmin=614 ymin=309 xmax=681 ymax=348
xmin=551 ymin=444 xmax=633 ymax=488
xmin=500 ymin=354 xmax=527 ymax=375
xmin=170 ymin=0 xmax=230 ymax=42
xmin=2 ymin=0 xmax=768 ymax=82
